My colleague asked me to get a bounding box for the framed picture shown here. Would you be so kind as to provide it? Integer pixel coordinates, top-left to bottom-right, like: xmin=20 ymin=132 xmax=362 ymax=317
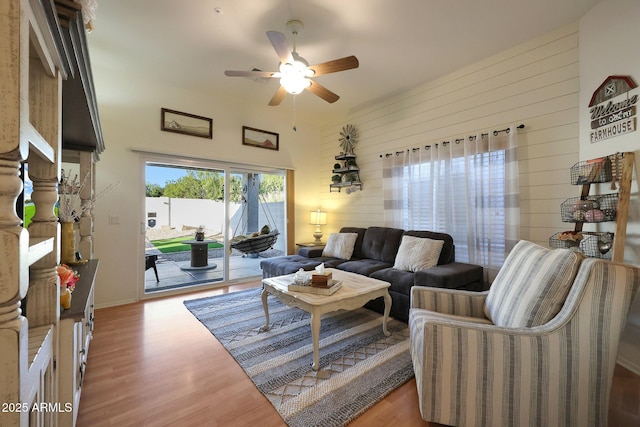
xmin=242 ymin=126 xmax=279 ymax=150
xmin=161 ymin=108 xmax=212 ymax=139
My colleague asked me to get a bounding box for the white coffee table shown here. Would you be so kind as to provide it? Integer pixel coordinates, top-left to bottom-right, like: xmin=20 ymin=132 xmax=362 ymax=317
xmin=261 ymin=268 xmax=392 ymax=371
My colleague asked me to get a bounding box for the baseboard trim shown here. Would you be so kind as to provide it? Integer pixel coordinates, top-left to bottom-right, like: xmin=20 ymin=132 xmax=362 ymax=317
xmin=95 ymin=298 xmax=138 ymax=310
xmin=617 ymin=355 xmax=640 ymax=375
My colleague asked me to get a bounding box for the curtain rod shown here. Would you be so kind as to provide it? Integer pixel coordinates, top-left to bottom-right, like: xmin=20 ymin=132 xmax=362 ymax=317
xmin=379 ymin=124 xmax=525 ymax=158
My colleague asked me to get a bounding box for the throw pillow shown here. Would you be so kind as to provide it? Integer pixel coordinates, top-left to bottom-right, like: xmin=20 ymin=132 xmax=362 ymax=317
xmin=393 ymin=235 xmax=444 ymax=272
xmin=322 ymin=233 xmax=358 ymax=260
xmin=484 ymin=240 xmax=584 ymax=328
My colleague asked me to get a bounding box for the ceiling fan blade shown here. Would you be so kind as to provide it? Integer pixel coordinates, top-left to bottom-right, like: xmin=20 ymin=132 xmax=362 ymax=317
xmin=306 ymin=80 xmax=340 ymax=103
xmin=266 ymin=31 xmax=293 ymax=64
xmin=309 ymin=56 xmax=359 ymax=76
xmin=224 ymin=70 xmax=278 ymax=78
xmin=268 ymin=86 xmax=288 ymax=106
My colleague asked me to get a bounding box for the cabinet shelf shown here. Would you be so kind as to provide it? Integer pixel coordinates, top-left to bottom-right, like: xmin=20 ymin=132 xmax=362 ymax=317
xmin=26 ymin=325 xmax=54 ymax=405
xmin=26 ymin=122 xmax=55 ymax=164
xmin=28 ymin=237 xmax=54 ymax=266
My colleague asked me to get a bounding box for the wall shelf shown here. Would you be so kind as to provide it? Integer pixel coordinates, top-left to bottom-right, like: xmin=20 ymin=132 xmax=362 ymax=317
xmin=549 ymin=152 xmax=634 ymax=262
xmin=330 ymin=153 xmax=362 ymax=192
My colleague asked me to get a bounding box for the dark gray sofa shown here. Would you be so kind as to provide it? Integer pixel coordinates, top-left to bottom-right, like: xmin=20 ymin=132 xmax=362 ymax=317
xmin=260 ymin=226 xmax=483 ymax=322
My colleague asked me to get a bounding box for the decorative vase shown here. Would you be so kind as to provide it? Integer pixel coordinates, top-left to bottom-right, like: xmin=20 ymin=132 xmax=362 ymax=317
xmin=60 ymin=287 xmax=72 ymax=310
xmin=60 ymin=221 xmax=76 ymax=264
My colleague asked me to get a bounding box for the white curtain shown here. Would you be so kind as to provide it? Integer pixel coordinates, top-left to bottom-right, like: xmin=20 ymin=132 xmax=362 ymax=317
xmin=382 ymin=126 xmax=520 ymax=283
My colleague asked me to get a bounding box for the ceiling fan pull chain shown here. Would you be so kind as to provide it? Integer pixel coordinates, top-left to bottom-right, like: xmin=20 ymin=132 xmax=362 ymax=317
xmin=292 ymin=96 xmax=297 ymax=131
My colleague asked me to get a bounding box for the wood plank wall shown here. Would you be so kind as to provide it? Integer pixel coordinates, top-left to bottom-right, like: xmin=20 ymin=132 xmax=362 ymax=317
xmin=316 ymin=23 xmax=581 ymax=247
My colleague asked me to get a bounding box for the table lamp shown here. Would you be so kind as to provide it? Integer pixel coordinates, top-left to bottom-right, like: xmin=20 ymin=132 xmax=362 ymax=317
xmin=309 ymin=209 xmax=327 ymax=244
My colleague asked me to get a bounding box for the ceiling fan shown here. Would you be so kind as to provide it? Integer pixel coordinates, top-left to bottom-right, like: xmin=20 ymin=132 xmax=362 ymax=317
xmin=224 ymin=19 xmax=359 ymax=106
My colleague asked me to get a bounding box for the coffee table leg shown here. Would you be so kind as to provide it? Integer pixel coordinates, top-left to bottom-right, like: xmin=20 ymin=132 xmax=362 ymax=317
xmin=382 ymin=292 xmax=392 ymax=336
xmin=310 ymin=310 xmax=321 ymax=371
xmin=261 ymin=287 xmax=270 ymax=331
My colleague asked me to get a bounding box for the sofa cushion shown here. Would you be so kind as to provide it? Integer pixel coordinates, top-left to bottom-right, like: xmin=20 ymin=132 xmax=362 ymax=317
xmin=393 ymin=235 xmax=444 ymax=272
xmin=404 ymin=230 xmax=455 ymax=264
xmin=484 ymin=240 xmax=584 ymax=328
xmin=339 ymin=227 xmax=367 ymax=259
xmin=260 ymin=255 xmax=342 ymax=277
xmin=360 ymin=227 xmax=405 ymax=263
xmin=322 ymin=232 xmax=358 ymax=260
xmin=337 ymin=258 xmax=392 ymax=276
xmin=371 ymin=267 xmax=415 ymax=295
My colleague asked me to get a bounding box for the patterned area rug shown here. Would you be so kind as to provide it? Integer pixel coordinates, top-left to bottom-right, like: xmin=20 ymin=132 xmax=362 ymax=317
xmin=184 ymin=287 xmax=414 ymax=427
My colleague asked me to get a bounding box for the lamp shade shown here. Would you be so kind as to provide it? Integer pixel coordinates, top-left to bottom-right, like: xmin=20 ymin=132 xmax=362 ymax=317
xmin=309 ymin=210 xmax=327 ymax=226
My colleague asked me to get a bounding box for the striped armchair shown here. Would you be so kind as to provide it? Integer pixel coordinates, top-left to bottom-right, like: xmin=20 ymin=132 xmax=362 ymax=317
xmin=409 ymin=240 xmax=640 ymax=427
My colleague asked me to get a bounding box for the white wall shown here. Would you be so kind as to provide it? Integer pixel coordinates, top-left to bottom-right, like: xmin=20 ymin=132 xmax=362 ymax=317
xmin=90 ymin=66 xmax=322 ymax=307
xmin=579 ymin=0 xmax=640 ymax=373
xmin=91 ymin=4 xmax=639 ymax=374
xmin=145 ymin=198 xmax=286 ymax=253
xmin=316 ymin=23 xmax=582 ymax=248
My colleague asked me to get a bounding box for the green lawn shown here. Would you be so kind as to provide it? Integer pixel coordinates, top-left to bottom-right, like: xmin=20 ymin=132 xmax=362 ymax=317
xmin=149 ymin=237 xmax=223 ymax=253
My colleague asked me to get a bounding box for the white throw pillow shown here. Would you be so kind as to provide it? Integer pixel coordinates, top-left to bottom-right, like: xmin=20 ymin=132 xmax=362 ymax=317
xmin=393 ymin=235 xmax=444 ymax=272
xmin=322 ymin=233 xmax=358 ymax=260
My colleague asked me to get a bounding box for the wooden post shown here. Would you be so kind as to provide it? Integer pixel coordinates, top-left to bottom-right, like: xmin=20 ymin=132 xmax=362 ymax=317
xmin=612 ymin=152 xmax=635 ymax=263
xmin=79 ymin=151 xmax=95 ymax=259
xmin=0 ymin=1 xmax=31 ymax=424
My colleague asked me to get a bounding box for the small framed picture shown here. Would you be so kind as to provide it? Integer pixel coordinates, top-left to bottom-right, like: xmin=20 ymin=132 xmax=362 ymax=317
xmin=242 ymin=126 xmax=279 ymax=151
xmin=161 ymin=108 xmax=213 ymax=139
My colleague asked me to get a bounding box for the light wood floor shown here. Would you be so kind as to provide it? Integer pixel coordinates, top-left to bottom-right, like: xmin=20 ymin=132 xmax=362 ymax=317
xmin=77 ymin=281 xmax=640 ymax=427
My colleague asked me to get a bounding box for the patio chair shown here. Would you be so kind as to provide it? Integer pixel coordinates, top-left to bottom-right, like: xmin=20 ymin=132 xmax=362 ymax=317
xmin=146 ymin=254 xmax=159 ymax=282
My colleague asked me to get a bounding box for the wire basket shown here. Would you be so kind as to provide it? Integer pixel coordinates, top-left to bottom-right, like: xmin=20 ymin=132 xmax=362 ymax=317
xmin=560 ymin=193 xmax=618 ymax=223
xmin=570 ymin=156 xmax=613 ymax=185
xmin=549 ymin=231 xmax=614 ymax=260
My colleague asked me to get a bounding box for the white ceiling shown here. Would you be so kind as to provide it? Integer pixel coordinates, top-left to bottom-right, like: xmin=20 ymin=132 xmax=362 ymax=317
xmin=87 ymin=0 xmax=600 ymax=123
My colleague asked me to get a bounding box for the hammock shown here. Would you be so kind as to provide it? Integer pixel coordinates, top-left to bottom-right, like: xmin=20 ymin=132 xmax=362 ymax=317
xmin=230 ymin=229 xmax=279 ymax=255
xmin=230 ymin=178 xmax=279 ymax=255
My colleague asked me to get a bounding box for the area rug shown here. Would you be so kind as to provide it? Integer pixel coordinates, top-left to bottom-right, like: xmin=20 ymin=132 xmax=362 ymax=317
xmin=184 ymin=287 xmax=414 ymax=427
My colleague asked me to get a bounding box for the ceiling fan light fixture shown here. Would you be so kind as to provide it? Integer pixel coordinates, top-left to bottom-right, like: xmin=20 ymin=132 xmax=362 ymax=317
xmin=280 ymin=74 xmax=311 ymax=94
xmin=279 ymin=59 xmax=312 ymax=94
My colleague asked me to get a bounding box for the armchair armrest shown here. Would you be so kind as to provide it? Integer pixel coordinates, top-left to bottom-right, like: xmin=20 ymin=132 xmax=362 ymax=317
xmin=411 ymin=286 xmax=488 ymax=317
xmin=414 ymin=262 xmax=484 ymax=290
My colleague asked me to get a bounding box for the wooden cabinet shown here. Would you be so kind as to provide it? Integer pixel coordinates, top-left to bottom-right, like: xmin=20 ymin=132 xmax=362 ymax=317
xmin=1 ymin=2 xmax=62 ymax=425
xmin=0 ymin=1 xmax=103 ymax=425
xmin=59 ymin=260 xmax=98 ymax=427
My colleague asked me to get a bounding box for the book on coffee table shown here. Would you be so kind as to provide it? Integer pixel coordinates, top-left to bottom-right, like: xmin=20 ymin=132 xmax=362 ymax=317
xmin=288 ymin=280 xmax=342 ymax=295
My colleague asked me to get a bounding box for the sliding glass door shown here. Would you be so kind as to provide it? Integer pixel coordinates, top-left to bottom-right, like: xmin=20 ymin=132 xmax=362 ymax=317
xmin=143 ymin=156 xmax=285 ymax=294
